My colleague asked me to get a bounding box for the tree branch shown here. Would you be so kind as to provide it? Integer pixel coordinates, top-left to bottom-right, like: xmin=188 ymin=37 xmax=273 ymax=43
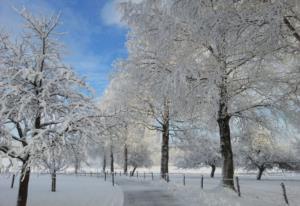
xmin=0 ymin=146 xmax=26 ymax=162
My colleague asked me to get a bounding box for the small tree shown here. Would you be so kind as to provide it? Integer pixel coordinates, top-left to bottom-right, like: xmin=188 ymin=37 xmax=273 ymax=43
xmin=39 ymin=136 xmax=68 ymax=192
xmin=128 ymin=144 xmax=152 ymax=176
xmin=177 ymin=135 xmax=221 ymax=178
xmin=238 ymin=126 xmax=278 ymax=180
xmin=69 ymin=138 xmax=87 ymax=175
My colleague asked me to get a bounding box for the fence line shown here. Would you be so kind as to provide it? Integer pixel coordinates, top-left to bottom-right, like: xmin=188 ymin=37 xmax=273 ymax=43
xmin=1 ymin=170 xmax=295 ymax=203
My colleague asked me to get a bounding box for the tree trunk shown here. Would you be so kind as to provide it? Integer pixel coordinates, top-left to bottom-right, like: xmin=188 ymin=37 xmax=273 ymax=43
xmin=218 ymin=115 xmax=235 ymax=189
xmin=210 ymin=164 xmax=216 ymax=178
xmin=110 ymin=145 xmax=114 ymax=173
xmin=102 ymin=152 xmax=106 ymax=173
xmin=51 ymin=170 xmax=56 ymax=192
xmin=217 ymin=71 xmax=235 ymax=189
xmin=131 ymin=166 xmax=137 ymax=176
xmin=160 ymin=99 xmax=169 ymax=180
xmin=124 ymin=144 xmax=128 ymax=174
xmin=74 ymin=163 xmax=78 ymax=175
xmin=257 ymin=166 xmax=265 ymax=180
xmin=17 ymin=164 xmax=30 ymax=206
xmin=74 ymin=158 xmax=80 ymax=175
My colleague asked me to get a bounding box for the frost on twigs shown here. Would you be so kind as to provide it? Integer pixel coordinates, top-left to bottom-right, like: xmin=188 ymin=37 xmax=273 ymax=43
xmin=0 ymin=9 xmax=104 ymax=174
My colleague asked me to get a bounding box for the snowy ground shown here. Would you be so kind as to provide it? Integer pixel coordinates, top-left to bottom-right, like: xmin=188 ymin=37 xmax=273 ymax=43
xmin=113 ymin=168 xmax=300 ymax=206
xmin=116 ymin=178 xmax=184 ymax=206
xmin=159 ymin=174 xmax=300 ymax=206
xmin=105 ymin=169 xmax=300 ymax=206
xmin=1 ymin=170 xmax=300 ymax=206
xmin=0 ymin=174 xmax=123 ymax=206
xmin=121 ymin=172 xmax=300 ymax=206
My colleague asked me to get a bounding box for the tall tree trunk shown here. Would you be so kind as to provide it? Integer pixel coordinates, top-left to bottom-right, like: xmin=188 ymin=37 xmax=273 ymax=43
xmin=257 ymin=166 xmax=265 ymax=180
xmin=17 ymin=164 xmax=30 ymax=206
xmin=210 ymin=164 xmax=216 ymax=178
xmin=160 ymin=99 xmax=169 ymax=180
xmin=51 ymin=169 xmax=56 ymax=192
xmin=110 ymin=145 xmax=114 ymax=173
xmin=218 ymin=115 xmax=234 ymax=189
xmin=124 ymin=144 xmax=128 ymax=174
xmin=217 ymin=72 xmax=235 ymax=189
xmin=102 ymin=152 xmax=106 ymax=173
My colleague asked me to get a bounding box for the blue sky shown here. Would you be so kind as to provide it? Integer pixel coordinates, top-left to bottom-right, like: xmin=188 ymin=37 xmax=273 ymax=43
xmin=0 ymin=0 xmax=128 ymax=97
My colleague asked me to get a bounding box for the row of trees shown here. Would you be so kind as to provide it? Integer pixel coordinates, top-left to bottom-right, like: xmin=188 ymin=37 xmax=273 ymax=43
xmin=176 ymin=125 xmax=300 ymax=180
xmin=100 ymin=0 xmax=300 ymax=190
xmin=1 ymin=1 xmax=300 ymax=205
xmin=0 ymin=9 xmax=154 ymax=205
xmin=97 ymin=73 xmax=154 ymax=176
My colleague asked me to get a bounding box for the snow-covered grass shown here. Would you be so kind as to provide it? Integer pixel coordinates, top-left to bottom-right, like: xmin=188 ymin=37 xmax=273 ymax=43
xmin=2 ymin=169 xmax=299 ymax=206
xmin=148 ymin=173 xmax=300 ymax=206
xmin=0 ymin=174 xmax=123 ymax=206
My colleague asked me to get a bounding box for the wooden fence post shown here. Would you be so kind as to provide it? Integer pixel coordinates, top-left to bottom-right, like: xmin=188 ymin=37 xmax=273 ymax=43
xmin=10 ymin=174 xmax=15 ymax=189
xmin=151 ymin=172 xmax=154 ymax=181
xmin=235 ymin=176 xmax=241 ymax=197
xmin=136 ymin=171 xmax=138 ymax=178
xmin=167 ymin=173 xmax=169 ymax=182
xmin=144 ymin=172 xmax=146 ymax=179
xmin=281 ymin=182 xmax=289 ymax=205
xmin=104 ymin=172 xmax=107 ymax=181
xmin=183 ymin=174 xmax=185 ymax=186
xmin=112 ymin=172 xmax=115 ymax=187
xmin=201 ymin=175 xmax=204 ymax=189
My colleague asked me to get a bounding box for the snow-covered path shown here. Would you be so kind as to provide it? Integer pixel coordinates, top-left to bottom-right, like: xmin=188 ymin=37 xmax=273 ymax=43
xmin=116 ymin=178 xmax=183 ymax=206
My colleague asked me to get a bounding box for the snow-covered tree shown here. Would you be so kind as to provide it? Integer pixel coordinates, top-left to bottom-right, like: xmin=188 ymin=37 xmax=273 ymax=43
xmin=119 ymin=0 xmax=203 ymax=180
xmin=117 ymin=0 xmax=300 ymax=189
xmin=128 ymin=143 xmax=152 ymax=176
xmin=168 ymin=0 xmax=298 ymax=188
xmin=177 ymin=135 xmax=221 ymax=178
xmin=0 ymin=10 xmax=102 ymax=206
xmin=39 ymin=135 xmax=68 ymax=192
xmin=238 ymin=126 xmax=277 ymax=180
xmin=69 ymin=140 xmax=87 ymax=174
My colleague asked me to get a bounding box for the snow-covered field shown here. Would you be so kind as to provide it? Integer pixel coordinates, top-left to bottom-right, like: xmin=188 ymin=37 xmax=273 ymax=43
xmin=148 ymin=173 xmax=300 ymax=206
xmin=0 ymin=174 xmax=123 ymax=206
xmin=1 ymin=171 xmax=300 ymax=206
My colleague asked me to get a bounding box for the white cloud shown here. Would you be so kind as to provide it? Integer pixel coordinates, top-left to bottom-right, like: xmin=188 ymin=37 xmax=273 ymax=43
xmin=100 ymin=0 xmax=143 ymax=27
xmin=101 ymin=0 xmax=124 ymax=26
